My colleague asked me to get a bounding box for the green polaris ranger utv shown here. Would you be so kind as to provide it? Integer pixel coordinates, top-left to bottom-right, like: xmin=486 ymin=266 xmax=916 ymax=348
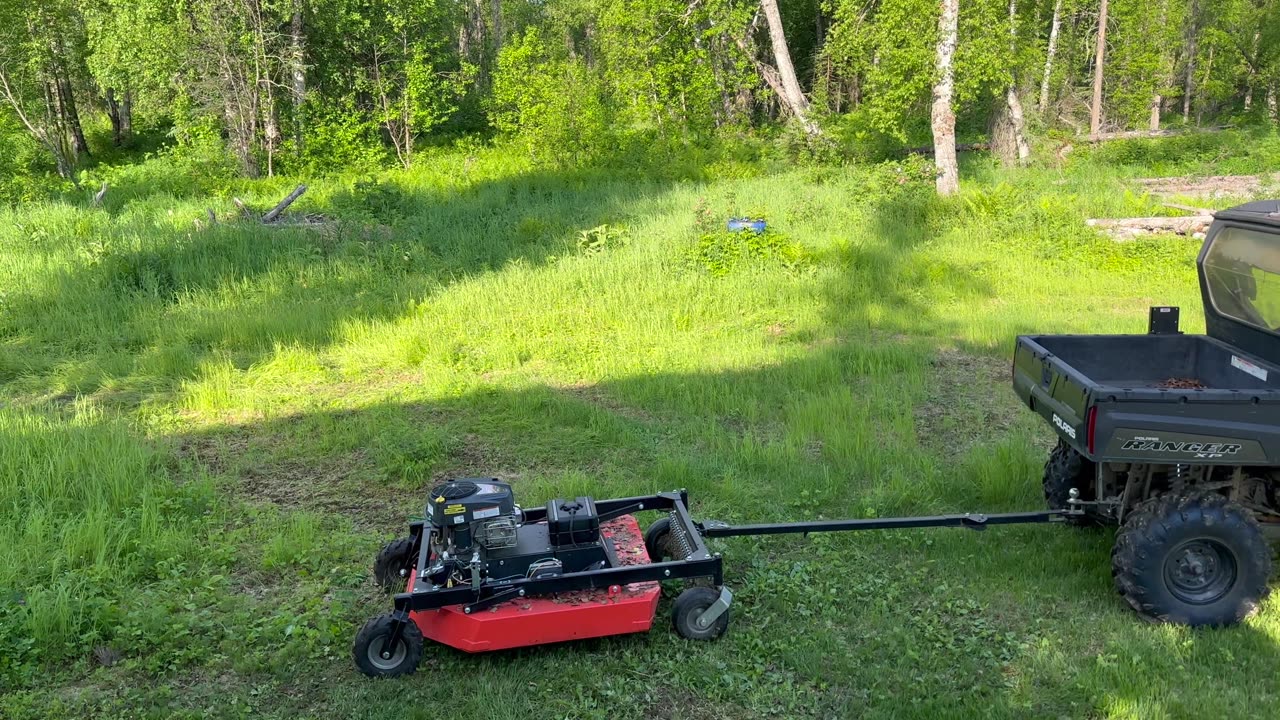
xmin=1013 ymin=200 xmax=1280 ymax=627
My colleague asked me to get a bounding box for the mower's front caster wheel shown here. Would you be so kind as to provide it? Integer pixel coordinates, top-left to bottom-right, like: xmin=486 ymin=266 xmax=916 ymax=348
xmin=1112 ymin=491 xmax=1271 ymax=627
xmin=373 ymin=537 xmax=415 ymax=591
xmin=645 ymin=517 xmax=675 ymax=561
xmin=1043 ymin=440 xmax=1096 ymax=526
xmin=353 ymin=614 xmax=424 ymax=678
xmin=672 ymin=587 xmax=729 ymax=641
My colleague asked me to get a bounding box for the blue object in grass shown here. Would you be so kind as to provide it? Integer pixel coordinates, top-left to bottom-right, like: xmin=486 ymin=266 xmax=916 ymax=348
xmin=727 ymin=218 xmax=767 ymax=233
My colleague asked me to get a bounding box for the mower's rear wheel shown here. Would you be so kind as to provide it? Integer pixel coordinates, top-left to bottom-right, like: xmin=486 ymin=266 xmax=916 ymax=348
xmin=645 ymin=517 xmax=674 ymax=561
xmin=1111 ymin=491 xmax=1271 ymax=626
xmin=353 ymin=614 xmax=424 ymax=678
xmin=672 ymin=587 xmax=729 ymax=641
xmin=373 ymin=537 xmax=415 ymax=591
xmin=1043 ymin=440 xmax=1096 ymax=526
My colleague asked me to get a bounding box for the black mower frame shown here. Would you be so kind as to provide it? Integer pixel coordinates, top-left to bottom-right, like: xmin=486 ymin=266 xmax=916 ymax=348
xmin=377 ymin=490 xmax=1073 ymax=657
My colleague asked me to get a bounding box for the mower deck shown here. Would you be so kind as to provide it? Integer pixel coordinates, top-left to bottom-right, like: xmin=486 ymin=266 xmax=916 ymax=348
xmin=410 ymin=516 xmax=661 ymax=652
xmin=354 ymin=488 xmax=1067 ymax=677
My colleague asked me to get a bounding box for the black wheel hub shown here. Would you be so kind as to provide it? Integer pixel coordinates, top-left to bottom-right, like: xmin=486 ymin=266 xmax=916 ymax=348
xmin=1163 ymin=538 xmax=1238 ymax=605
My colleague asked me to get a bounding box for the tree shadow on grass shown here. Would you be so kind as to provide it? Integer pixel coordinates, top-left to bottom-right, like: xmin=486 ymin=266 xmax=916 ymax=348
xmin=159 ymin=336 xmax=1280 ymax=717
xmin=0 ymin=166 xmax=694 ymax=401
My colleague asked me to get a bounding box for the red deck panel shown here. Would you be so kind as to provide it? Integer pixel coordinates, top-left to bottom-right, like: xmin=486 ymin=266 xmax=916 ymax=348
xmin=410 ymin=515 xmax=662 ymax=652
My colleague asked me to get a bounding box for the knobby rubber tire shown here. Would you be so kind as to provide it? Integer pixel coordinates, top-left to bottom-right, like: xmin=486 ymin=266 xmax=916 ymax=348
xmin=1111 ymin=491 xmax=1271 ymax=627
xmin=373 ymin=537 xmax=415 ymax=591
xmin=352 ymin=614 xmax=424 ymax=678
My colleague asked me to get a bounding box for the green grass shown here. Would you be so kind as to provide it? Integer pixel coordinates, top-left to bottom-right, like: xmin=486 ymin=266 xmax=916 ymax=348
xmin=3 ymin=129 xmax=1280 ymax=718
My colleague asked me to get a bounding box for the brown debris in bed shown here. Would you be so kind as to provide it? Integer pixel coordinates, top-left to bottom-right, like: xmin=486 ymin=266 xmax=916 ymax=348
xmin=1155 ymin=377 xmax=1207 ymax=390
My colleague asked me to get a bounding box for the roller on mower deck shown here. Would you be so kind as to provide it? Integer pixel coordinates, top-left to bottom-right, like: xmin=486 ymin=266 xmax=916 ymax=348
xmin=353 ymin=479 xmax=1072 ymax=677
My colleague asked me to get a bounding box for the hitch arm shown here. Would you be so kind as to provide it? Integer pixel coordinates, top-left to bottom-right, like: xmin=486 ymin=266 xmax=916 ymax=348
xmin=698 ymin=510 xmax=1066 ymax=538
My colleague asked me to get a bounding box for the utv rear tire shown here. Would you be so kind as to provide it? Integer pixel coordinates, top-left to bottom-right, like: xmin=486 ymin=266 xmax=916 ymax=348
xmin=1043 ymin=440 xmax=1095 ymax=525
xmin=1112 ymin=492 xmax=1271 ymax=627
xmin=373 ymin=537 xmax=415 ymax=591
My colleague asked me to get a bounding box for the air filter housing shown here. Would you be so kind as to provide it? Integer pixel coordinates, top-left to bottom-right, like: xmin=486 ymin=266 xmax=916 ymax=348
xmin=426 ymin=479 xmax=516 ymax=529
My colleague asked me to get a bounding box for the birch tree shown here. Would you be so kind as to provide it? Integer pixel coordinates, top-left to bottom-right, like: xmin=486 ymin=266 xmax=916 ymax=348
xmin=932 ymin=0 xmax=959 ymax=195
xmin=760 ymin=0 xmax=819 ymax=134
xmin=1038 ymin=0 xmax=1062 ymax=114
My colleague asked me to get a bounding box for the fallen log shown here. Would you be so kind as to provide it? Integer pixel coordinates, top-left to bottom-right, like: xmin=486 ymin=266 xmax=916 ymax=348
xmin=1161 ymin=202 xmax=1215 ymax=215
xmin=1086 ymin=215 xmax=1214 ymax=241
xmin=1086 ymin=125 xmax=1231 ymax=142
xmin=901 ymin=142 xmax=991 ymax=156
xmin=262 ymin=184 xmax=308 ymax=223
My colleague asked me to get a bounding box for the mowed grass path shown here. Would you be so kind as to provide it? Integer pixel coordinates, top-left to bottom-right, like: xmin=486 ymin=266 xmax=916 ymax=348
xmin=2 ymin=133 xmax=1280 ymax=718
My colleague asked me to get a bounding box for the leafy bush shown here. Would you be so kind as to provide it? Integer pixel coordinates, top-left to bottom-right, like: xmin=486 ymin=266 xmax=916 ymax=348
xmin=327 ymin=176 xmax=411 ymax=223
xmin=490 ymin=28 xmax=616 ymax=167
xmin=687 ymin=226 xmax=810 ymax=276
xmin=577 ymin=224 xmax=629 ymax=254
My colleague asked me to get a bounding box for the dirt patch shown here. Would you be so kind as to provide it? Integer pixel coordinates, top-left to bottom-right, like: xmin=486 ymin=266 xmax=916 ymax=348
xmin=1133 ymin=173 xmax=1280 ymax=200
xmin=644 ymin=686 xmax=755 ymax=720
xmin=555 ymin=380 xmax=655 ymax=424
xmin=914 ymin=349 xmax=1023 ymax=457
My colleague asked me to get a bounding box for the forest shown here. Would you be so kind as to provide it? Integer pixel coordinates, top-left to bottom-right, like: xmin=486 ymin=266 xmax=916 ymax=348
xmin=1 ymin=0 xmax=1278 ymax=196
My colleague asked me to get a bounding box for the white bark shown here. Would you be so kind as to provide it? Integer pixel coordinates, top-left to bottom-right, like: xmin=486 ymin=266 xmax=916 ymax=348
xmin=760 ymin=0 xmax=818 ymax=134
xmin=1182 ymin=0 xmax=1199 ymax=123
xmin=1090 ymin=0 xmax=1109 ymax=136
xmin=291 ymin=3 xmax=306 ymax=150
xmin=1149 ymin=0 xmax=1169 ymax=131
xmin=1244 ymin=30 xmax=1259 ymax=111
xmin=1006 ymin=0 xmax=1029 ymax=162
xmin=1007 ymin=88 xmax=1031 ymax=162
xmin=932 ymin=0 xmax=960 ymax=195
xmin=1269 ymin=83 xmax=1278 ymax=125
xmin=1038 ymin=0 xmax=1062 ymax=114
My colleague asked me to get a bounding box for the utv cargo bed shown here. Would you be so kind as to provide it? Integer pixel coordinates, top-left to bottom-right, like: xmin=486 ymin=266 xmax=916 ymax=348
xmin=1021 ymin=334 xmax=1280 ymax=394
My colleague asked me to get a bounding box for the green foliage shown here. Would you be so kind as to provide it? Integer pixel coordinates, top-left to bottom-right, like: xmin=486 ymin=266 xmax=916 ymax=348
xmin=576 ymin=223 xmax=629 ymax=254
xmin=688 ymin=226 xmax=811 ymax=276
xmin=491 ymin=28 xmax=616 ymax=167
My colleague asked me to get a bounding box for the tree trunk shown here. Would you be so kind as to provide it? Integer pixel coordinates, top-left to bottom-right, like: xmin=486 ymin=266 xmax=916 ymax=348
xmin=1038 ymin=0 xmax=1062 ymax=114
xmin=55 ymin=72 xmax=89 ymax=159
xmin=760 ymin=0 xmax=818 ymax=134
xmin=1269 ymin=83 xmax=1278 ymax=125
xmin=1244 ymin=30 xmax=1260 ymax=111
xmin=1005 ymin=0 xmax=1030 ymax=162
xmin=1006 ymin=88 xmax=1031 ymax=162
xmin=1182 ymin=0 xmax=1199 ymax=123
xmin=1196 ymin=44 xmax=1212 ymax=126
xmin=41 ymin=79 xmax=76 ymax=178
xmin=120 ymin=89 xmax=132 ymax=140
xmin=1089 ymin=0 xmax=1109 ymax=136
xmin=491 ymin=0 xmax=504 ymax=55
xmin=291 ymin=3 xmax=306 ymax=151
xmin=1148 ymin=0 xmax=1171 ymax=131
xmin=105 ymin=88 xmax=124 ymax=146
xmin=932 ymin=0 xmax=960 ymax=195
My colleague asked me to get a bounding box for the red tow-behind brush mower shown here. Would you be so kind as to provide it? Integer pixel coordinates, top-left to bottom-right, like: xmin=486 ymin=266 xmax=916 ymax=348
xmin=353 ymin=478 xmax=1069 ymax=677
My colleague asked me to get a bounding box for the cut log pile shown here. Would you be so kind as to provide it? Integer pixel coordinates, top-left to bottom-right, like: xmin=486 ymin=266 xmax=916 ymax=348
xmin=1087 ymin=172 xmax=1280 ymax=241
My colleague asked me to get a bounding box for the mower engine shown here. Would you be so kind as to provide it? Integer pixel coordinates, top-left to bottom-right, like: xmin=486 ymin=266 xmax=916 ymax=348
xmin=421 ymin=479 xmax=611 ymax=590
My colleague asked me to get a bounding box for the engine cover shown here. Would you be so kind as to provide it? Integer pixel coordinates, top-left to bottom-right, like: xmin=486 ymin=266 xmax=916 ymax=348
xmin=426 ymin=479 xmax=515 ymax=529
